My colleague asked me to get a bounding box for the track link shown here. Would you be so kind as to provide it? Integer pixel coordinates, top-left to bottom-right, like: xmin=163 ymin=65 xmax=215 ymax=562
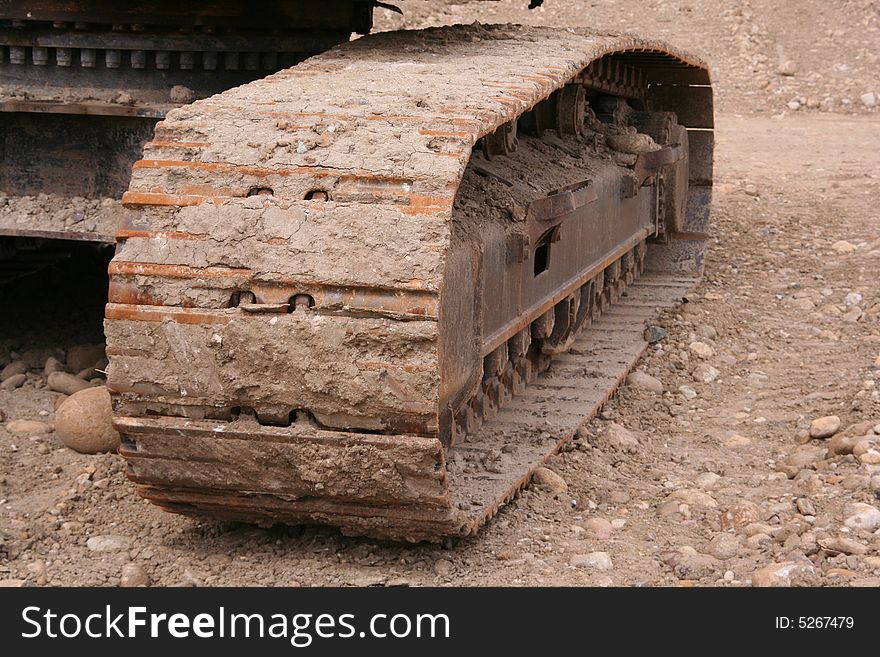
xmin=105 ymin=24 xmax=713 ymax=541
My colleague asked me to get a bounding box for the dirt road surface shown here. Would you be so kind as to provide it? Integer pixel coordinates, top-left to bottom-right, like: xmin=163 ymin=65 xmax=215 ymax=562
xmin=1 ymin=1 xmax=879 ymax=587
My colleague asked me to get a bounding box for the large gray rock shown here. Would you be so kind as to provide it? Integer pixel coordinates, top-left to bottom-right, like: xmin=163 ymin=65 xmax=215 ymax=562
xmin=55 ymin=386 xmax=120 ymax=454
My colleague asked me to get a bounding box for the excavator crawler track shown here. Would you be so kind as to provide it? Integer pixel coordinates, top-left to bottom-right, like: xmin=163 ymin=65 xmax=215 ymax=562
xmin=106 ymin=24 xmax=713 ymax=542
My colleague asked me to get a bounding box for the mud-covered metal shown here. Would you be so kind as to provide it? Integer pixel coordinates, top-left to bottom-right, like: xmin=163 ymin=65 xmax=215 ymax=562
xmin=0 ymin=0 xmax=368 ymax=244
xmin=102 ymin=24 xmax=713 ymax=541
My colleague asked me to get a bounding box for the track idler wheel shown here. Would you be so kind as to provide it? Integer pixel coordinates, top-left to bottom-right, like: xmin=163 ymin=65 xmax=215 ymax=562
xmin=555 ymin=85 xmax=586 ymax=138
xmin=481 ymin=120 xmax=518 ymax=159
xmin=520 ymin=84 xmax=587 ymax=138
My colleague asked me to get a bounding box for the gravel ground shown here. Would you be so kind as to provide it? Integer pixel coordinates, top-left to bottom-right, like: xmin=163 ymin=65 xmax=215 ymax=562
xmin=1 ymin=1 xmax=879 ymax=587
xmin=375 ymin=0 xmax=880 ymax=116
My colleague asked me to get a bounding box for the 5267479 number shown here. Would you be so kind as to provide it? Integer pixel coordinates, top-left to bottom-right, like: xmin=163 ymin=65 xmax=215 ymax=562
xmin=775 ymin=617 xmax=854 ymax=629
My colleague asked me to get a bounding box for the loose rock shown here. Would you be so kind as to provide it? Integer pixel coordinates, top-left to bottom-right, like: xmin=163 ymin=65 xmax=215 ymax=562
xmin=752 ymin=561 xmax=816 ymax=587
xmin=87 ymin=535 xmax=132 ymax=552
xmin=170 ymin=85 xmax=197 ymax=104
xmin=689 ymin=341 xmax=715 ymax=358
xmin=43 ymin=357 xmax=65 ymax=376
xmin=601 ymin=422 xmax=640 ymax=453
xmin=0 ymin=361 xmax=27 ymax=381
xmin=830 ymin=240 xmax=856 ymax=254
xmin=55 ymin=386 xmax=121 ymax=454
xmin=673 ymin=552 xmax=721 ymax=579
xmin=784 ymin=445 xmax=827 ymax=469
xmin=5 ymin=419 xmax=51 ymax=435
xmin=696 ymin=325 xmax=718 ymax=341
xmin=582 ymin=518 xmax=613 ymax=540
xmin=694 ymin=472 xmax=722 ymax=489
xmin=48 ymin=372 xmax=91 ymax=395
xmin=668 ymin=489 xmax=717 ymax=508
xmin=720 ymin=501 xmax=761 ymax=530
xmin=433 ymin=559 xmax=453 ymax=576
xmin=570 ymin=552 xmax=613 ymax=571
xmin=819 ymin=537 xmax=868 ymax=556
xmin=777 ymin=60 xmax=797 ymax=76
xmin=809 ymin=415 xmax=841 ymax=439
xmin=693 ymin=364 xmax=720 ymax=383
xmin=827 ymin=432 xmax=866 ymax=456
xmin=626 ymin=371 xmax=664 ymax=394
xmin=606 ymin=133 xmax=659 ymax=154
xmin=723 ymin=434 xmax=752 ymax=447
xmin=679 ymin=385 xmax=698 ymax=400
xmin=708 ymin=533 xmax=741 ymax=560
xmin=0 ymin=374 xmax=26 ymax=390
xmin=843 ymin=503 xmax=880 ymax=533
xmin=795 ymin=498 xmax=816 ymax=516
xmin=120 ymin=563 xmax=151 ymax=587
xmin=531 ymin=467 xmax=567 ymax=494
xmin=644 ymin=325 xmax=668 ymax=343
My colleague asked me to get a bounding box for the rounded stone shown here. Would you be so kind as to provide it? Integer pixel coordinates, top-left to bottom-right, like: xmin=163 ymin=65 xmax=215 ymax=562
xmin=0 ymin=360 xmax=27 ymax=381
xmin=532 ymin=466 xmax=567 ymax=494
xmin=43 ymin=356 xmax=66 ymax=376
xmin=689 ymin=341 xmax=715 ymax=358
xmin=708 ymin=533 xmax=741 ymax=560
xmin=582 ymin=517 xmax=613 ymax=540
xmin=170 ymin=85 xmax=197 ymax=104
xmin=720 ymin=501 xmax=761 ymax=530
xmin=626 ymin=371 xmax=664 ymax=394
xmin=692 ymin=363 xmax=720 ymax=383
xmin=0 ymin=373 xmax=26 ymax=390
xmin=668 ymin=488 xmax=717 ymax=508
xmin=55 ymin=386 xmax=120 ymax=454
xmin=843 ymin=503 xmax=880 ymax=533
xmin=570 ymin=551 xmax=613 ymax=571
xmin=809 ymin=415 xmax=841 ymax=439
xmin=48 ymin=372 xmax=92 ymax=395
xmin=120 ymin=563 xmax=151 ymax=587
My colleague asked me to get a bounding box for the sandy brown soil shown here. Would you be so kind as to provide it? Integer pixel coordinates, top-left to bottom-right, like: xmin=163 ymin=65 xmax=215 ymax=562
xmin=375 ymin=0 xmax=880 ymax=116
xmin=1 ymin=1 xmax=879 ymax=587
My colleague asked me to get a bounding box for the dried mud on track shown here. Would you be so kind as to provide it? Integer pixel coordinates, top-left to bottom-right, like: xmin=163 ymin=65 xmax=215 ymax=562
xmin=2 ymin=0 xmax=880 ymax=586
xmin=2 ymin=113 xmax=877 ymax=587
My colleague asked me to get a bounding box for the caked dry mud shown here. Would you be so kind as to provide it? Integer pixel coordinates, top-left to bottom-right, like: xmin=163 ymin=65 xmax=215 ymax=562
xmin=103 ymin=24 xmax=712 ymax=540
